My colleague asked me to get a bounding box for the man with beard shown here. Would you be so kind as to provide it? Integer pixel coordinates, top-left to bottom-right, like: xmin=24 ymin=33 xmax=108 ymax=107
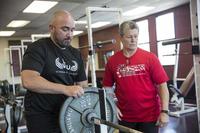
xmin=21 ymin=10 xmax=87 ymax=133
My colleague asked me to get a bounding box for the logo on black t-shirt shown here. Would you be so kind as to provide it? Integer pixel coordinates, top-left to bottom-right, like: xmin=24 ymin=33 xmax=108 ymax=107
xmin=55 ymin=57 xmax=78 ymax=72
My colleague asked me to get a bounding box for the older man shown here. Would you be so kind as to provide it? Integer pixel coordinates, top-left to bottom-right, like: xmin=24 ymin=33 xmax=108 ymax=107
xmin=103 ymin=20 xmax=169 ymax=133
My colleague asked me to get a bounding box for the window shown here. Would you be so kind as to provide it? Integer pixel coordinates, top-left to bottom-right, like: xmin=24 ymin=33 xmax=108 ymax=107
xmin=156 ymin=12 xmax=176 ymax=65
xmin=136 ymin=20 xmax=150 ymax=51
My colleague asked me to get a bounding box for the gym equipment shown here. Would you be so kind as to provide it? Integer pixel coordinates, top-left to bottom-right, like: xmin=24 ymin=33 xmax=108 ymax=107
xmin=60 ymin=87 xmax=142 ymax=133
xmin=79 ymin=39 xmax=116 ymax=79
xmin=0 ymin=80 xmax=10 ymax=98
xmin=162 ymin=38 xmax=197 ymax=117
xmin=86 ymin=7 xmax=123 ymax=87
xmin=168 ymin=69 xmax=197 ymax=117
xmin=4 ymin=47 xmax=22 ymax=95
xmin=0 ymin=80 xmax=25 ymax=133
xmin=0 ymin=96 xmax=23 ymax=133
xmin=178 ymin=67 xmax=195 ymax=96
xmin=162 ymin=0 xmax=200 ymax=122
xmin=190 ymin=0 xmax=200 ymax=131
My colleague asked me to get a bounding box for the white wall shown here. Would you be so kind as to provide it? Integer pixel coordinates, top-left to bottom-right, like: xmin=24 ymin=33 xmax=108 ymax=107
xmin=0 ymin=38 xmax=9 ymax=81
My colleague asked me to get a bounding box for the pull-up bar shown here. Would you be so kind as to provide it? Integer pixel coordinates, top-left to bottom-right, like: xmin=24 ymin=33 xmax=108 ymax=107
xmin=162 ymin=37 xmax=199 ymax=45
xmin=79 ymin=39 xmax=116 ymax=49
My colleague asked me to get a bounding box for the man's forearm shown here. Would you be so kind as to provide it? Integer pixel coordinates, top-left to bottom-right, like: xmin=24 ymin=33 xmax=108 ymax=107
xmin=22 ymin=72 xmax=66 ymax=94
xmin=158 ymin=82 xmax=169 ymax=110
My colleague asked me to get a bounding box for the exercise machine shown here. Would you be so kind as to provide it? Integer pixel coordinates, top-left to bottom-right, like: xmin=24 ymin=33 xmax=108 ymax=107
xmin=0 ymin=80 xmax=24 ymax=133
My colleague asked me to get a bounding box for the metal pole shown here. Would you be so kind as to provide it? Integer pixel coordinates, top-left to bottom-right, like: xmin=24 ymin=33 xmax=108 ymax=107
xmin=162 ymin=37 xmax=193 ymax=45
xmin=97 ymin=89 xmax=108 ymax=132
xmin=9 ymin=48 xmax=16 ymax=95
xmin=190 ymin=0 xmax=200 ymax=131
xmin=86 ymin=7 xmax=97 ymax=87
xmin=93 ymin=118 xmax=143 ymax=133
xmin=173 ymin=44 xmax=180 ymax=89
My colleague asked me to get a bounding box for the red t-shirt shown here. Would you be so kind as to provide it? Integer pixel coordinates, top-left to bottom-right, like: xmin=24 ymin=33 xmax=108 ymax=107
xmin=103 ymin=48 xmax=169 ymax=122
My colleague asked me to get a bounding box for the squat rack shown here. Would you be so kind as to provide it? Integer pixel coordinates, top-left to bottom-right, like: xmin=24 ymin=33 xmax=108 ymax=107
xmin=162 ymin=0 xmax=200 ymax=130
xmin=86 ymin=7 xmax=123 ymax=87
xmin=191 ymin=0 xmax=200 ymax=131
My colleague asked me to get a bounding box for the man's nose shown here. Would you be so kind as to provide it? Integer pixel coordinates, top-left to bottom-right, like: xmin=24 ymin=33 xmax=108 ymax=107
xmin=66 ymin=30 xmax=73 ymax=37
xmin=131 ymin=37 xmax=135 ymax=42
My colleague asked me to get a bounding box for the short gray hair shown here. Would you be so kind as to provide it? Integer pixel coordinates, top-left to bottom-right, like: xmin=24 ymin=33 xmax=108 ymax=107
xmin=119 ymin=21 xmax=139 ymax=36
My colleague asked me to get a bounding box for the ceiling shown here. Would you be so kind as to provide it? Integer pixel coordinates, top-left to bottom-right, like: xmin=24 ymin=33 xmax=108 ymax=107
xmin=0 ymin=0 xmax=189 ymax=38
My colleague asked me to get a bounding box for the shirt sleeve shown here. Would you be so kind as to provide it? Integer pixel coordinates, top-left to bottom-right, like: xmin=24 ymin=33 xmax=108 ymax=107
xmin=22 ymin=42 xmax=46 ymax=74
xmin=150 ymin=53 xmax=169 ymax=84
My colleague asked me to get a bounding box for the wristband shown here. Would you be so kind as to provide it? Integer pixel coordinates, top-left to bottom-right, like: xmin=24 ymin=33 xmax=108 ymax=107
xmin=161 ymin=110 xmax=169 ymax=115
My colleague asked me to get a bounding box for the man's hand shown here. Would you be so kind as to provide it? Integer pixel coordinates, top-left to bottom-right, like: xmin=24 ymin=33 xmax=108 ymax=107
xmin=116 ymin=106 xmax=123 ymax=121
xmin=63 ymin=85 xmax=84 ymax=98
xmin=156 ymin=112 xmax=169 ymax=128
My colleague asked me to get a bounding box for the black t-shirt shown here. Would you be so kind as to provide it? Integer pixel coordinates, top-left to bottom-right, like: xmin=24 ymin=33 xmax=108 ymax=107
xmin=22 ymin=38 xmax=87 ymax=115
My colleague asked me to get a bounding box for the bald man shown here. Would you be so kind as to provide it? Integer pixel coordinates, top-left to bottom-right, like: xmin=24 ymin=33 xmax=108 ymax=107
xmin=21 ymin=10 xmax=88 ymax=133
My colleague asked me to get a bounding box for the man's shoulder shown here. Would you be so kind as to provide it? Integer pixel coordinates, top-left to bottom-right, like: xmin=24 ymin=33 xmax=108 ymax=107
xmin=108 ymin=50 xmax=123 ymax=62
xmin=28 ymin=38 xmax=51 ymax=49
xmin=113 ymin=50 xmax=123 ymax=57
xmin=25 ymin=38 xmax=53 ymax=57
xmin=30 ymin=38 xmax=50 ymax=46
xmin=33 ymin=38 xmax=50 ymax=45
xmin=137 ymin=48 xmax=156 ymax=57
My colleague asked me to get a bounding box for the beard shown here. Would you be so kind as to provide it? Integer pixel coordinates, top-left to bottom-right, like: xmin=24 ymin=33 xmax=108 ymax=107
xmin=58 ymin=39 xmax=71 ymax=48
xmin=53 ymin=36 xmax=71 ymax=48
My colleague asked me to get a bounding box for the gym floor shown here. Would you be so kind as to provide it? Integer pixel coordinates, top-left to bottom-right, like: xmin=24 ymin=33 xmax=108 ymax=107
xmin=113 ymin=111 xmax=199 ymax=133
xmin=160 ymin=111 xmax=199 ymax=133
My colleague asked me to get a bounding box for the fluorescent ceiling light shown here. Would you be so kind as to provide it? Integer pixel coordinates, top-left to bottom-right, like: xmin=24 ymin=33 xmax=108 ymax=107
xmin=73 ymin=31 xmax=83 ymax=36
xmin=123 ymin=6 xmax=155 ymax=16
xmin=86 ymin=21 xmax=111 ymax=28
xmin=31 ymin=34 xmax=50 ymax=41
xmin=0 ymin=31 xmax=16 ymax=36
xmin=23 ymin=1 xmax=58 ymax=13
xmin=7 ymin=20 xmax=30 ymax=27
xmin=75 ymin=21 xmax=87 ymax=24
xmin=92 ymin=22 xmax=111 ymax=28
